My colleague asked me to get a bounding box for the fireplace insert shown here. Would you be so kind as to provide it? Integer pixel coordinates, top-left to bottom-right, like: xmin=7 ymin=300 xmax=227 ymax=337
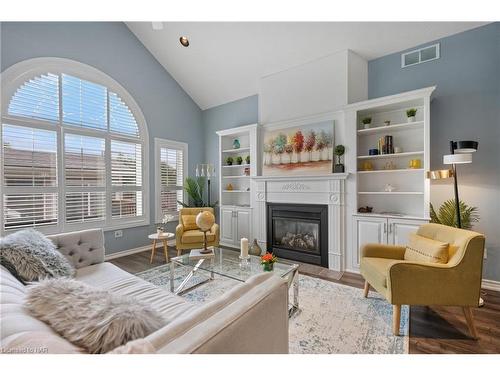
xmin=267 ymin=203 xmax=328 ymax=267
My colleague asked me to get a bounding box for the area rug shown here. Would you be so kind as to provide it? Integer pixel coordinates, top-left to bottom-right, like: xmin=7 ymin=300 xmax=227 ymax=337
xmin=136 ymin=265 xmax=409 ymax=354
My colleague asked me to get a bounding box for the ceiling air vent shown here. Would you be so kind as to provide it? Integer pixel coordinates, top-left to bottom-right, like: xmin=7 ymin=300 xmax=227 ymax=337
xmin=401 ymin=43 xmax=440 ymax=68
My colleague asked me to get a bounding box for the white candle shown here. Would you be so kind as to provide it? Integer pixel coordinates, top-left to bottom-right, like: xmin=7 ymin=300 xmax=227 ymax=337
xmin=240 ymin=238 xmax=249 ymax=258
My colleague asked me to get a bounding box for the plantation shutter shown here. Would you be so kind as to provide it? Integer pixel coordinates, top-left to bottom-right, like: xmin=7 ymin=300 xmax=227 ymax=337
xmin=2 ymin=124 xmax=58 ymax=229
xmin=63 ymin=134 xmax=106 ymax=224
xmin=159 ymin=146 xmax=184 ymax=215
xmin=62 ymin=74 xmax=107 ymax=130
xmin=109 ymin=92 xmax=140 ymax=136
xmin=111 ymin=140 xmax=143 ymax=219
xmin=8 ymin=73 xmax=60 ymax=123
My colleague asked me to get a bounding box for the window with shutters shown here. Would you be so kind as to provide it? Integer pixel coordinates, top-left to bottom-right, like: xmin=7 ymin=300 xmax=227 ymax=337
xmin=1 ymin=58 xmax=149 ymax=234
xmin=155 ymin=138 xmax=187 ymax=221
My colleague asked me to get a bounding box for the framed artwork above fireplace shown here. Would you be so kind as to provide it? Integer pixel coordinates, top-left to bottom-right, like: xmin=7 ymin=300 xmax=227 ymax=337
xmin=262 ymin=120 xmax=335 ymax=176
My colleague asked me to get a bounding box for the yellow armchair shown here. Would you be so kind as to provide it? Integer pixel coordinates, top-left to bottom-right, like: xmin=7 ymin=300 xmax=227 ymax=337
xmin=360 ymin=223 xmax=485 ymax=337
xmin=175 ymin=207 xmax=220 ymax=256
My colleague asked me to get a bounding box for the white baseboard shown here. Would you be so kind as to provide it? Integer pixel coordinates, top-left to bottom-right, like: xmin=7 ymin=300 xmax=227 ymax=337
xmin=482 ymin=279 xmax=500 ymax=292
xmin=105 ymin=240 xmax=175 ymax=261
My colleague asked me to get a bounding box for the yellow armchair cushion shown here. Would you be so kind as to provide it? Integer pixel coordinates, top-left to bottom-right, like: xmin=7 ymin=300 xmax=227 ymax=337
xmin=182 ymin=230 xmax=216 ymax=244
xmin=360 ymin=257 xmax=400 ymax=289
xmin=181 ymin=215 xmax=199 ymax=231
xmin=404 ymin=233 xmax=449 ymax=264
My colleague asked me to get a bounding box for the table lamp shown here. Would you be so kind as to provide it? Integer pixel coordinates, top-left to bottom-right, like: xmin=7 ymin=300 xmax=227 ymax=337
xmin=196 ymin=210 xmax=215 ymax=254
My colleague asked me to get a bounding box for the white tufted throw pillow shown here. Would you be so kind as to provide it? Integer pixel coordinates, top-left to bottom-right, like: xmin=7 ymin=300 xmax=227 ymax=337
xmin=25 ymin=278 xmax=166 ymax=353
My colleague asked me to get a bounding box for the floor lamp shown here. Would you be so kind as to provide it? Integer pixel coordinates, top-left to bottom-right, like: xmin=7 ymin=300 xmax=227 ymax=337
xmin=427 ymin=140 xmax=482 ymax=305
xmin=195 ymin=164 xmax=215 ymax=206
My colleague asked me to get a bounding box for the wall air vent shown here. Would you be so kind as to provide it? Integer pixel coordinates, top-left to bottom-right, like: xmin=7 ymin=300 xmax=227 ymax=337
xmin=401 ymin=43 xmax=440 ymax=68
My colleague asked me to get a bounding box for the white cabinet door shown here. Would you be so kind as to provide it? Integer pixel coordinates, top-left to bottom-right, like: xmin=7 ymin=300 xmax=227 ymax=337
xmin=353 ymin=216 xmax=387 ymax=267
xmin=236 ymin=209 xmax=251 ymax=242
xmin=389 ymin=218 xmax=426 ymax=246
xmin=221 ymin=208 xmax=235 ymax=245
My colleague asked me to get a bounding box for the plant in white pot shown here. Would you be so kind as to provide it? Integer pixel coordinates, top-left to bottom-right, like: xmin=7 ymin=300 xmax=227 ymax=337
xmin=406 ymin=108 xmax=417 ymax=123
xmin=361 ymin=117 xmax=372 ymax=129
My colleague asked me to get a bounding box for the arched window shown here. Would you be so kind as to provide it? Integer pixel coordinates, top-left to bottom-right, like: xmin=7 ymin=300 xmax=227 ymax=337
xmin=1 ymin=58 xmax=149 ymax=234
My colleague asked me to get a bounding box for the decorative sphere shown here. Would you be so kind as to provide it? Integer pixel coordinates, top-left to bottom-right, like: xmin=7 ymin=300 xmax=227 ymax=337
xmin=196 ymin=211 xmax=215 ymax=231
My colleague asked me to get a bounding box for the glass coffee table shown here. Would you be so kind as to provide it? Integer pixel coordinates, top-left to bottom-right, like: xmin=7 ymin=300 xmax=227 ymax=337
xmin=170 ymin=247 xmax=299 ymax=316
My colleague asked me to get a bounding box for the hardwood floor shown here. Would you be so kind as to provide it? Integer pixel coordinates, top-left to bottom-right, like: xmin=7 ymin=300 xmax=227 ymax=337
xmin=109 ymin=246 xmax=500 ymax=354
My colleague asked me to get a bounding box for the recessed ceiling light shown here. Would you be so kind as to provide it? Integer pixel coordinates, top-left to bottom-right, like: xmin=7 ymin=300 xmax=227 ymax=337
xmin=179 ymin=36 xmax=190 ymax=47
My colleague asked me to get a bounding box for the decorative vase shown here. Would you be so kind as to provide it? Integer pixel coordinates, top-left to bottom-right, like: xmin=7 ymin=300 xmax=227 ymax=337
xmin=233 ymin=139 xmax=240 ymax=149
xmin=407 ymin=116 xmax=415 ymax=123
xmin=263 ymin=262 xmax=274 ymax=272
xmin=157 ymin=228 xmax=163 ymax=235
xmin=363 ymin=123 xmax=371 ymax=129
xmin=249 ymin=239 xmax=262 ymax=256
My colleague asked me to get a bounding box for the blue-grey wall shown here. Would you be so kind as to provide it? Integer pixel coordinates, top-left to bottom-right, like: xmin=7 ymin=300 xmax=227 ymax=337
xmin=0 ymin=22 xmax=204 ymax=254
xmin=368 ymin=22 xmax=500 ymax=281
xmin=201 ymin=95 xmax=259 ymax=209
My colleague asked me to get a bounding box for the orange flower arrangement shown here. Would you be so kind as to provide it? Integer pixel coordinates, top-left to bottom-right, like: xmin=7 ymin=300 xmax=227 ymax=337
xmin=260 ymin=252 xmax=277 ymax=265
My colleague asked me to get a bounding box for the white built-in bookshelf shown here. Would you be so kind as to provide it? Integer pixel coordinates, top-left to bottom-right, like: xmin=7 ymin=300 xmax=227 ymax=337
xmin=216 ymin=125 xmax=258 ymax=208
xmin=353 ymin=89 xmax=433 ymax=219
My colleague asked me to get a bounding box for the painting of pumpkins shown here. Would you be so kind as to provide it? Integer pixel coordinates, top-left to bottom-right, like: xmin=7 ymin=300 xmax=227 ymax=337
xmin=262 ymin=120 xmax=334 ymax=176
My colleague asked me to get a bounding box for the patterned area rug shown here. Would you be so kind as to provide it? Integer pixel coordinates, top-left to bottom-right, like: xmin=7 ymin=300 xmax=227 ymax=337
xmin=136 ymin=265 xmax=409 ymax=354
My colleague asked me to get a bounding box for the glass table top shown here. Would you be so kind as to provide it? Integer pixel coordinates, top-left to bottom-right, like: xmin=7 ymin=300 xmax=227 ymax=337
xmin=171 ymin=247 xmax=298 ymax=283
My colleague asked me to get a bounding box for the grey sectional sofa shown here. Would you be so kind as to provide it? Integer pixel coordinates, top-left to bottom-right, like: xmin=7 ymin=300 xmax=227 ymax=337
xmin=0 ymin=228 xmax=289 ymax=354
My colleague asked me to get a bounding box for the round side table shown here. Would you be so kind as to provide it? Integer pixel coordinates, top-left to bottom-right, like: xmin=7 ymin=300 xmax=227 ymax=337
xmin=148 ymin=232 xmax=174 ymax=263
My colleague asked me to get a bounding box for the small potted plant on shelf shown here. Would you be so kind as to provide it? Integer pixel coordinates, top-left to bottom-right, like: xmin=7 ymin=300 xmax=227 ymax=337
xmin=245 ymin=155 xmax=250 ymax=164
xmin=261 ymin=252 xmax=277 ymax=271
xmin=333 ymin=145 xmax=345 ymax=173
xmin=226 ymin=156 xmax=234 ymax=166
xmin=406 ymin=108 xmax=417 ymax=122
xmin=361 ymin=117 xmax=372 ymax=129
xmin=236 ymin=156 xmax=243 ymax=165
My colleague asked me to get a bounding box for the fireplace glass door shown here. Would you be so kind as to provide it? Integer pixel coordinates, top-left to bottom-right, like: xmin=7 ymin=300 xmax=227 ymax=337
xmin=272 ymin=218 xmax=320 ymax=255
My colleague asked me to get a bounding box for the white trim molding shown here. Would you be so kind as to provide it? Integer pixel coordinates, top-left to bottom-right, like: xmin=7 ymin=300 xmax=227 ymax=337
xmin=482 ymin=279 xmax=500 ymax=292
xmin=104 ymin=239 xmax=175 ymax=261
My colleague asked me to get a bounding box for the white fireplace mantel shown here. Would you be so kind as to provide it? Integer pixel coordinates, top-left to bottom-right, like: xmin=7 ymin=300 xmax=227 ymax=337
xmin=250 ymin=173 xmax=348 ymax=272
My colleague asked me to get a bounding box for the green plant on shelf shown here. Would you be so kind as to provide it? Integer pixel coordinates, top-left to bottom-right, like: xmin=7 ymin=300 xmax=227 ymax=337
xmin=236 ymin=156 xmax=243 ymax=165
xmin=406 ymin=108 xmax=417 ymax=117
xmin=361 ymin=117 xmax=372 ymax=125
xmin=245 ymin=155 xmax=250 ymax=164
xmin=225 ymin=156 xmax=234 ymax=165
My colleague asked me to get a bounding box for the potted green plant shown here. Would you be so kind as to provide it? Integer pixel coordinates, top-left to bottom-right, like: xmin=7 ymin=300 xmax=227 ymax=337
xmin=333 ymin=145 xmax=345 ymax=173
xmin=236 ymin=156 xmax=243 ymax=165
xmin=361 ymin=117 xmax=372 ymax=129
xmin=226 ymin=156 xmax=233 ymax=166
xmin=430 ymin=199 xmax=479 ymax=230
xmin=406 ymin=108 xmax=417 ymax=123
xmin=245 ymin=155 xmax=250 ymax=164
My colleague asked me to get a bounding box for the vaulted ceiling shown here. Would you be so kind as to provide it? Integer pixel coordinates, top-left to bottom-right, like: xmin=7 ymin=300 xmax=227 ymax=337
xmin=126 ymin=22 xmax=487 ymax=110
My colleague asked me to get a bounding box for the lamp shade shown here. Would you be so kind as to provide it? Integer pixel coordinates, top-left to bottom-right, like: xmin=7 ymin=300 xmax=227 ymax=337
xmin=454 ymin=140 xmax=478 ymax=154
xmin=444 ymin=153 xmax=472 ymax=165
xmin=426 ymin=169 xmax=454 ymax=180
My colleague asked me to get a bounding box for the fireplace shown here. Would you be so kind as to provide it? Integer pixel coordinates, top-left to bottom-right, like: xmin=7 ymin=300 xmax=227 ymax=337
xmin=267 ymin=203 xmax=328 ymax=267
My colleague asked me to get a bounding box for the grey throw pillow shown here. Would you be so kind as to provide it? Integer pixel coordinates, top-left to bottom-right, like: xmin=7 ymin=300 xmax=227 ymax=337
xmin=0 ymin=229 xmax=75 ymax=282
xmin=25 ymin=278 xmax=166 ymax=353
